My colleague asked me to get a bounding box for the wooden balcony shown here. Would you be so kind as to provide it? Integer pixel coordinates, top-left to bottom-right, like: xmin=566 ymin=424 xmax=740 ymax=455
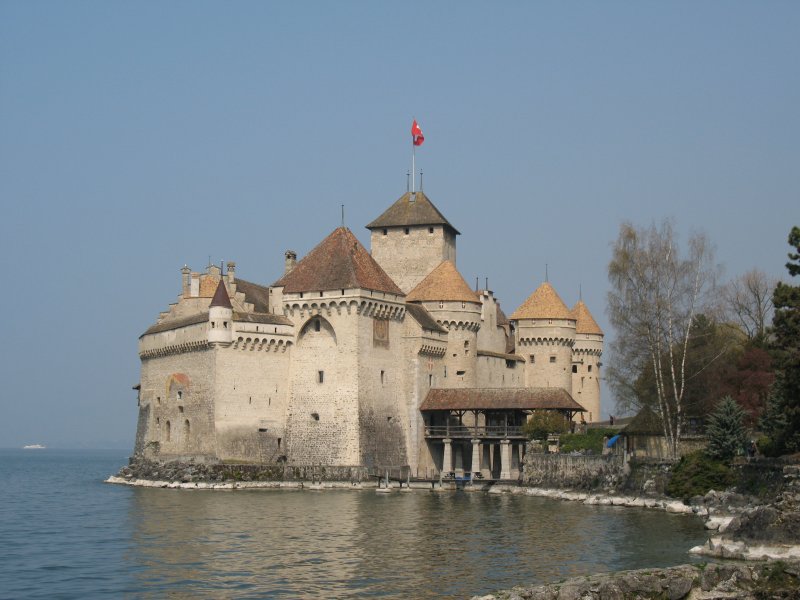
xmin=424 ymin=425 xmax=526 ymax=440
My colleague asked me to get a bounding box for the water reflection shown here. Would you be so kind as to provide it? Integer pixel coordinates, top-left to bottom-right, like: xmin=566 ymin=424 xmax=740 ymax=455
xmin=123 ymin=488 xmax=707 ymax=599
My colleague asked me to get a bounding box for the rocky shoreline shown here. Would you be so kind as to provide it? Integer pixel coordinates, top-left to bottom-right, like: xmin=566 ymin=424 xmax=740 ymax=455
xmin=470 ymin=560 xmax=800 ymax=600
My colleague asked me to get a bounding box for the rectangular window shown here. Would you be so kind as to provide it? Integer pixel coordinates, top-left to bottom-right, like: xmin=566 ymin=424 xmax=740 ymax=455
xmin=529 ymin=355 xmax=535 ymax=364
xmin=456 ymin=370 xmax=466 ymax=376
xmin=380 ymin=370 xmax=385 ymax=384
xmin=588 ymin=365 xmax=593 ymax=372
xmin=572 ymin=365 xmax=578 ymax=373
xmin=549 ymin=356 xmax=556 ymax=363
xmin=318 ymin=371 xmax=324 ymax=383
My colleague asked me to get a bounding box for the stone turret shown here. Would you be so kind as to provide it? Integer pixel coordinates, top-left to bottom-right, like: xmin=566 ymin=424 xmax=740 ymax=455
xmin=407 ymin=260 xmax=481 ymax=388
xmin=571 ymin=300 xmax=603 ymax=422
xmin=367 ymin=191 xmax=459 ymax=293
xmin=208 ymin=278 xmax=233 ymax=345
xmin=511 ymin=282 xmax=576 ymax=391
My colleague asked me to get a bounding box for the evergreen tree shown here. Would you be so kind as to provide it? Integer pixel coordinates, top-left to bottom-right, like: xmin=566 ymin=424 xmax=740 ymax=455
xmin=770 ymin=226 xmax=800 ymax=453
xmin=705 ymin=396 xmax=748 ymax=460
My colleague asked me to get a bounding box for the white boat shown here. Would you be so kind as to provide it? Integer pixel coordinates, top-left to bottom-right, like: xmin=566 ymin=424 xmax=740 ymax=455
xmin=22 ymin=444 xmax=46 ymax=449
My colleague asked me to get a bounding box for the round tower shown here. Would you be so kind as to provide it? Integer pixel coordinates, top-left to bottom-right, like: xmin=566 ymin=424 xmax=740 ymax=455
xmin=571 ymin=300 xmax=603 ymax=423
xmin=510 ymin=282 xmax=576 ymax=392
xmin=208 ymin=278 xmax=233 ymax=345
xmin=407 ymin=260 xmax=481 ymax=388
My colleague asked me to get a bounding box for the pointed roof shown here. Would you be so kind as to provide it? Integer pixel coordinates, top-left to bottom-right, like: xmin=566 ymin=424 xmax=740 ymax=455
xmin=272 ymin=227 xmax=403 ymax=295
xmin=510 ymin=282 xmax=573 ymax=320
xmin=571 ymin=300 xmax=603 ymax=335
xmin=366 ymin=191 xmax=460 ymax=235
xmin=406 ymin=260 xmax=480 ymax=303
xmin=210 ymin=278 xmax=232 ymax=309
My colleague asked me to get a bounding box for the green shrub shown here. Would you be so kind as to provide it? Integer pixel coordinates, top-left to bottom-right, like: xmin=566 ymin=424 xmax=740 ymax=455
xmin=666 ymin=450 xmax=735 ymax=499
xmin=559 ymin=428 xmax=618 ymax=454
xmin=523 ymin=411 xmax=570 ymax=440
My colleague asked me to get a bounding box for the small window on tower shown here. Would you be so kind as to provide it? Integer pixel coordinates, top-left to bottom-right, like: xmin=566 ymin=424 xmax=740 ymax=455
xmin=429 ymin=227 xmax=434 ymax=234
xmin=314 ymin=320 xmax=321 ymax=332
xmin=572 ymin=365 xmax=578 ymax=373
xmin=439 ymin=301 xmax=444 ymax=308
xmin=588 ymin=365 xmax=593 ymax=372
xmin=404 ymin=228 xmax=409 ymax=235
xmin=383 ymin=228 xmax=388 ymax=236
xmin=223 ymin=321 xmax=228 ymax=328
xmin=549 ymin=356 xmax=557 ymax=363
xmin=177 ymin=391 xmax=182 ymax=401
xmin=318 ymin=371 xmax=324 ymax=383
xmin=529 ymin=355 xmax=535 ymax=364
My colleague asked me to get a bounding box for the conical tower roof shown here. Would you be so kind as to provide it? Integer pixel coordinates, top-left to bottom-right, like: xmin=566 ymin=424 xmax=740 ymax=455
xmin=366 ymin=191 xmax=460 ymax=235
xmin=571 ymin=300 xmax=603 ymax=335
xmin=209 ymin=278 xmax=232 ymax=309
xmin=510 ymin=282 xmax=573 ymax=320
xmin=273 ymin=227 xmax=403 ymax=295
xmin=406 ymin=260 xmax=479 ymax=303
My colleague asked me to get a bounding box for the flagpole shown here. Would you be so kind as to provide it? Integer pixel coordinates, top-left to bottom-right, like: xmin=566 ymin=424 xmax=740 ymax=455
xmin=411 ymin=135 xmax=416 ymax=193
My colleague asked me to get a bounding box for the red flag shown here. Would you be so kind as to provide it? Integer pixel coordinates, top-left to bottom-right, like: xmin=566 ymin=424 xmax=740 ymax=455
xmin=411 ymin=119 xmax=424 ymax=146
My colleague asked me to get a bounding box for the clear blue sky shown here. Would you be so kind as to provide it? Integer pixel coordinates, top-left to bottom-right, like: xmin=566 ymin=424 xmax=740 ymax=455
xmin=1 ymin=2 xmax=797 ymax=448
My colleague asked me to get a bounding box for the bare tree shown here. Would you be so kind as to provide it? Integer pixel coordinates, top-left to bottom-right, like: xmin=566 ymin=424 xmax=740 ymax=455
xmin=722 ymin=269 xmax=775 ymax=341
xmin=606 ymin=220 xmax=716 ymax=458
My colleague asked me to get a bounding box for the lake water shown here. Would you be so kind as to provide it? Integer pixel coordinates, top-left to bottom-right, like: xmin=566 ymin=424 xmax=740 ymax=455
xmin=0 ymin=449 xmax=708 ymax=599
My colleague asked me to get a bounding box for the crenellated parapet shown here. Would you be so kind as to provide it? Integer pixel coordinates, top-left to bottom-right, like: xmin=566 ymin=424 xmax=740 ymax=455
xmin=231 ymin=336 xmax=293 ymax=352
xmin=517 ymin=336 xmax=576 ymax=348
xmin=437 ymin=319 xmax=481 ymax=333
xmin=283 ymin=296 xmax=405 ymax=321
xmin=140 ymin=340 xmax=210 ymax=359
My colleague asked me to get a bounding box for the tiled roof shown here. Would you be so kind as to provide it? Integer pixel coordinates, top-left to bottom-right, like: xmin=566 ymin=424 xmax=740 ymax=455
xmin=476 ymin=350 xmax=525 ymax=362
xmin=419 ymin=388 xmax=585 ymax=412
xmin=571 ymin=300 xmax=603 ymax=335
xmin=141 ymin=313 xmax=208 ymax=337
xmin=496 ymin=305 xmax=509 ymax=326
xmin=272 ymin=227 xmax=403 ymax=295
xmin=405 ymin=303 xmax=448 ymax=333
xmin=235 ymin=279 xmax=271 ymax=313
xmin=510 ymin=282 xmax=574 ymax=320
xmin=233 ymin=311 xmax=293 ymax=326
xmin=365 ymin=191 xmax=460 ymax=235
xmin=210 ymin=279 xmax=233 ymax=309
xmin=406 ymin=260 xmax=480 ymax=303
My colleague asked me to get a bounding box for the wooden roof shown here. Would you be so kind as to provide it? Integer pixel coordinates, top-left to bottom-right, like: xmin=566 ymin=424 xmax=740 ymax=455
xmin=510 ymin=282 xmax=574 ymax=321
xmin=571 ymin=300 xmax=603 ymax=335
xmin=406 ymin=260 xmax=480 ymax=303
xmin=366 ymin=191 xmax=460 ymax=235
xmin=210 ymin=279 xmax=232 ymax=309
xmin=420 ymin=388 xmax=585 ymax=412
xmin=273 ymin=227 xmax=403 ymax=295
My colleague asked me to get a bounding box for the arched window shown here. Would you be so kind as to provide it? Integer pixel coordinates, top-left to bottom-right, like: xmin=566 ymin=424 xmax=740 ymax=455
xmin=184 ymin=419 xmax=190 ymax=443
xmin=165 ymin=420 xmax=171 ymax=442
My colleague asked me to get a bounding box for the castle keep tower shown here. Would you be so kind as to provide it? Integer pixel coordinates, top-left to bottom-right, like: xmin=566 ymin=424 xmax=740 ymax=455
xmin=366 ymin=191 xmax=459 ymax=294
xmin=570 ymin=300 xmax=603 ymax=422
xmin=511 ymin=282 xmax=576 ymax=392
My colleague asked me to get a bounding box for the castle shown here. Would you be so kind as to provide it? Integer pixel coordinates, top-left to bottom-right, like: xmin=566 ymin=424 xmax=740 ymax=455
xmin=133 ymin=190 xmax=603 ymax=479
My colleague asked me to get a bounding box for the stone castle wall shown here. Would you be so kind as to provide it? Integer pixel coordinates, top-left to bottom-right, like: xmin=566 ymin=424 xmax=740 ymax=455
xmin=137 ymin=349 xmax=217 ymax=461
xmin=214 ymin=342 xmax=291 ymax=463
xmin=286 ymin=311 xmax=361 ymax=465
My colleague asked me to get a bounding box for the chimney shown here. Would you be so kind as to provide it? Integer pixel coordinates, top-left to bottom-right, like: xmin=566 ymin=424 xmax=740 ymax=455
xmin=227 ymin=261 xmax=236 ymax=284
xmin=284 ymin=250 xmax=297 ymax=275
xmin=181 ymin=265 xmax=191 ymax=297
